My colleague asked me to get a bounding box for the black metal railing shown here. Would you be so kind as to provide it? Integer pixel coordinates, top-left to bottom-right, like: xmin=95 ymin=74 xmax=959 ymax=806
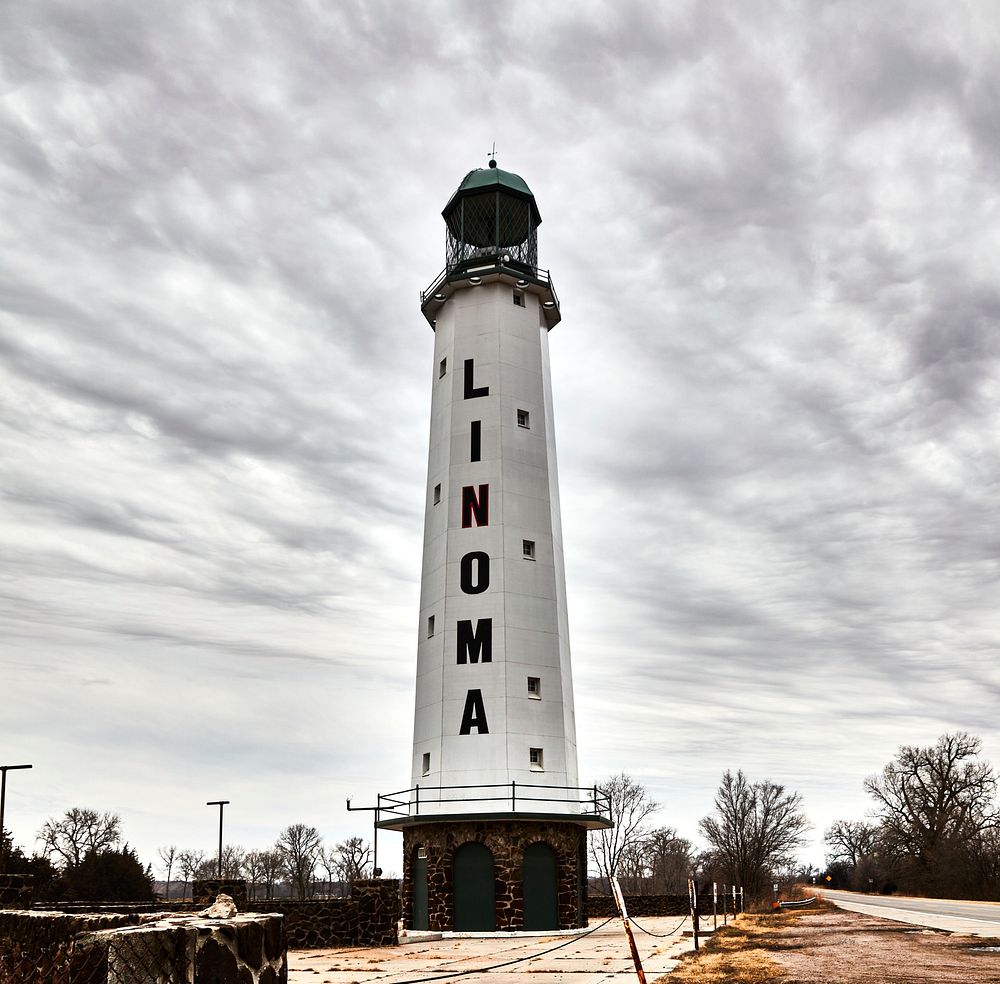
xmin=377 ymin=781 xmax=609 ymax=821
xmin=420 ymin=260 xmax=559 ymax=310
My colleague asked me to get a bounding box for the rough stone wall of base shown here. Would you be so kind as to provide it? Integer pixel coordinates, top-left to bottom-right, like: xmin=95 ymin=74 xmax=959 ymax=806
xmin=401 ymin=820 xmax=587 ymax=931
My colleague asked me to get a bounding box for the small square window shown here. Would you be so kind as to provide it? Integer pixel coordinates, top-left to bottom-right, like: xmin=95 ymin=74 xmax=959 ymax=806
xmin=417 ymin=846 xmax=428 ymax=859
xmin=427 ymin=615 xmax=435 ymax=637
xmin=516 ymin=409 xmax=530 ymax=428
xmin=422 ymin=752 xmax=431 ymax=776
xmin=513 ymin=292 xmax=525 ymax=308
xmin=439 ymin=357 xmax=447 ymax=378
xmin=433 ymin=483 xmax=441 ymax=505
xmin=527 ymin=676 xmax=541 ymax=699
xmin=522 ymin=539 xmax=535 ymax=560
xmin=529 ymin=747 xmax=544 ymax=770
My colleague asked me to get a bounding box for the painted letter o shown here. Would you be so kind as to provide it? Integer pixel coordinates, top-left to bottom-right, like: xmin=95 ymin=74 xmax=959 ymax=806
xmin=460 ymin=551 xmax=490 ymax=594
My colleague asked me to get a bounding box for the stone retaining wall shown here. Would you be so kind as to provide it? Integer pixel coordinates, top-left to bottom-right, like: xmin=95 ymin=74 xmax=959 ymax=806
xmin=240 ymin=880 xmax=398 ymax=948
xmin=586 ymin=893 xmax=741 ymax=918
xmin=586 ymin=894 xmax=689 ymax=917
xmin=193 ymin=879 xmax=248 ymax=907
xmin=0 ymin=877 xmax=32 ymax=910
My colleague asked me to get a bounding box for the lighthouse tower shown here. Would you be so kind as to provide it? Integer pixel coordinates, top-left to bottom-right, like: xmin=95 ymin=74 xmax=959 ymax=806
xmin=379 ymin=159 xmax=610 ymax=933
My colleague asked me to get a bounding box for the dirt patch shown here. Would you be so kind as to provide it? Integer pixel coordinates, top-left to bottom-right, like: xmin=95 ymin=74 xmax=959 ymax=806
xmin=663 ymin=905 xmax=1000 ymax=984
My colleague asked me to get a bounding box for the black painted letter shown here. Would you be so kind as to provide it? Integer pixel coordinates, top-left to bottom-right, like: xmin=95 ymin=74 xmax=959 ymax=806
xmin=457 ymin=618 xmax=492 ymax=664
xmin=464 ymin=359 xmax=489 ymax=399
xmin=461 ymin=484 xmax=489 ymax=528
xmin=460 ymin=551 xmax=490 ymax=594
xmin=459 ymin=689 xmax=489 ymax=734
xmin=470 ymin=420 xmax=482 ymax=462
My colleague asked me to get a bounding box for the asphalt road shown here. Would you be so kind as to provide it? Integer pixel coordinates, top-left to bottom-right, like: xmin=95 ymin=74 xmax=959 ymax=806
xmin=821 ymin=888 xmax=1000 ymax=937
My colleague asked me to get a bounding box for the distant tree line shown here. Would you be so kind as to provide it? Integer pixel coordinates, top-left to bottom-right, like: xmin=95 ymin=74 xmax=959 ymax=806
xmin=158 ymin=826 xmax=374 ymax=901
xmin=2 ymin=809 xmax=374 ymax=904
xmin=825 ymin=732 xmax=1000 ymax=899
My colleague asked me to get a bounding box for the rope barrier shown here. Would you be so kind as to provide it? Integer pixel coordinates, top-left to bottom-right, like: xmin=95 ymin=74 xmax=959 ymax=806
xmin=376 ymin=916 xmax=619 ymax=984
xmin=627 ymin=914 xmax=689 ymax=939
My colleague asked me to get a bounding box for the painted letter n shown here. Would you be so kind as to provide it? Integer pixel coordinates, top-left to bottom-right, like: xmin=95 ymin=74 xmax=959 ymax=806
xmin=461 ymin=484 xmax=489 ymax=528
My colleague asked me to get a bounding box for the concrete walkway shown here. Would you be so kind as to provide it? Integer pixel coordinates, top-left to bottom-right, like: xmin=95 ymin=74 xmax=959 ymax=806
xmin=288 ymin=915 xmax=699 ymax=984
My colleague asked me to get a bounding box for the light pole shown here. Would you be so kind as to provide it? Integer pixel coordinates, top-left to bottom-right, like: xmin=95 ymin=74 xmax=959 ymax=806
xmin=0 ymin=765 xmax=32 ymax=874
xmin=206 ymin=801 xmax=229 ymax=879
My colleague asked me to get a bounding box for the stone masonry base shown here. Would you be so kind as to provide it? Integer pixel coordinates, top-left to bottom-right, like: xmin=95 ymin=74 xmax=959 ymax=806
xmin=402 ymin=819 xmax=587 ymax=931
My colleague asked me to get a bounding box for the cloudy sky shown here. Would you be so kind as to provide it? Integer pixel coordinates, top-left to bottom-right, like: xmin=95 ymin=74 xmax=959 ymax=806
xmin=2 ymin=0 xmax=999 ymax=877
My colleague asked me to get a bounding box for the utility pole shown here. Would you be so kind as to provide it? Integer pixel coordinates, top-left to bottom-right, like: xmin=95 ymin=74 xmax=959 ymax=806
xmin=206 ymin=801 xmax=229 ymax=879
xmin=0 ymin=765 xmax=32 ymax=874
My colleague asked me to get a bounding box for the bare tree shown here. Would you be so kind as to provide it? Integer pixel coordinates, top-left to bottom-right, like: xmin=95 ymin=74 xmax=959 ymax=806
xmin=242 ymin=850 xmax=266 ymax=901
xmin=333 ymin=836 xmax=371 ymax=894
xmin=258 ymin=848 xmax=284 ymax=899
xmin=865 ymin=732 xmax=999 ymax=894
xmin=642 ymin=827 xmax=693 ymax=894
xmin=177 ymin=849 xmax=206 ymax=900
xmin=318 ymin=844 xmax=338 ymax=898
xmin=158 ymin=845 xmax=179 ymax=900
xmin=824 ymin=820 xmax=879 ymax=868
xmin=38 ymin=808 xmax=121 ymax=869
xmin=220 ymin=844 xmax=246 ymax=880
xmin=699 ymin=770 xmax=809 ymax=898
xmin=276 ymin=824 xmax=322 ymax=899
xmin=588 ymin=773 xmax=659 ymax=892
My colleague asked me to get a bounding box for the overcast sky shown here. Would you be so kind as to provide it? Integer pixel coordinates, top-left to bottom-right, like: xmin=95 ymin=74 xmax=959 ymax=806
xmin=2 ymin=0 xmax=999 ymax=877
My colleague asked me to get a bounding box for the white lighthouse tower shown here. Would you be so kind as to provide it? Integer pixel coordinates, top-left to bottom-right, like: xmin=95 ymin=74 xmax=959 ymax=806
xmin=379 ymin=158 xmax=609 ymax=933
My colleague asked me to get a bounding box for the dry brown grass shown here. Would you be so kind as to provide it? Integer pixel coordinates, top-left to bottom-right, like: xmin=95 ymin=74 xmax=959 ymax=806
xmin=658 ymin=907 xmax=831 ymax=983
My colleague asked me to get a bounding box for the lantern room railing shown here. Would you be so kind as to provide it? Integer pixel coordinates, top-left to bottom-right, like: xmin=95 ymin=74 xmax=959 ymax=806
xmin=420 ymin=260 xmax=559 ymax=310
xmin=376 ymin=781 xmax=610 ymax=822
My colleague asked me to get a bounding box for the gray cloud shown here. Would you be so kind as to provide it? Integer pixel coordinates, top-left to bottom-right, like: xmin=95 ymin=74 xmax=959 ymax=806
xmin=2 ymin=0 xmax=999 ymax=869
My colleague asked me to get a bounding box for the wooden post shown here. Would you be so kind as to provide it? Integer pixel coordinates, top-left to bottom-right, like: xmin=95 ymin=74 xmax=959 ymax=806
xmin=611 ymin=876 xmax=646 ymax=984
xmin=712 ymin=881 xmax=718 ymax=931
xmin=688 ymin=878 xmax=698 ymax=950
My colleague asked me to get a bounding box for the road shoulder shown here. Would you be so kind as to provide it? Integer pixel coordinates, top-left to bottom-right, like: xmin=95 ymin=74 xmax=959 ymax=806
xmin=661 ymin=904 xmax=1000 ymax=984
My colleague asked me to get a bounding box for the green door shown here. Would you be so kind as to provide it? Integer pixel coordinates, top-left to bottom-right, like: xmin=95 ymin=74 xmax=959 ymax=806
xmin=412 ymin=848 xmax=429 ymax=930
xmin=523 ymin=842 xmax=559 ymax=930
xmin=453 ymin=842 xmax=495 ymax=931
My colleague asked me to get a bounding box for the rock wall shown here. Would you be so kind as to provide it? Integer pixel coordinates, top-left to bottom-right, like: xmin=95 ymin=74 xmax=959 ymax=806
xmin=402 ymin=820 xmax=587 ymax=931
xmin=0 ymin=910 xmax=136 ymax=984
xmin=81 ymin=912 xmax=286 ymax=984
xmin=0 ymin=877 xmax=32 ymax=910
xmin=193 ymin=879 xmax=248 ymax=907
xmin=586 ymin=893 xmax=741 ymax=918
xmin=240 ymin=880 xmax=398 ymax=948
xmin=0 ymin=909 xmax=286 ymax=983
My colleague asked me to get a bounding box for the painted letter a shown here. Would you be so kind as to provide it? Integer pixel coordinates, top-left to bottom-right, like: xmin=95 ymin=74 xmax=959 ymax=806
xmin=459 ymin=689 xmax=489 ymax=734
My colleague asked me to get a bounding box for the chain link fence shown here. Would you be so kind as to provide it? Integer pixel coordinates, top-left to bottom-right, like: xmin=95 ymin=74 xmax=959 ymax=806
xmin=1 ymin=925 xmax=194 ymax=984
xmin=0 ymin=910 xmax=285 ymax=984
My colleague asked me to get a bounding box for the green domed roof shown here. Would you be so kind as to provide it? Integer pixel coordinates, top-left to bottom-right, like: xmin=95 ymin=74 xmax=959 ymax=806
xmin=455 ymin=164 xmax=534 ymax=198
xmin=443 ymin=161 xmax=541 ymax=223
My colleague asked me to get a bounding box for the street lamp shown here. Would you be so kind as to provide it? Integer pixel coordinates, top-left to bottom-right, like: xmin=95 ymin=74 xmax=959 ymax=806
xmin=206 ymin=801 xmax=230 ymax=879
xmin=0 ymin=765 xmax=32 ymax=875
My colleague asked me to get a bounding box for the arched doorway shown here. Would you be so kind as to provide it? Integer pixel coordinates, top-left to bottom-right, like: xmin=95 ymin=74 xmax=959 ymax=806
xmin=523 ymin=842 xmax=559 ymax=930
xmin=411 ymin=846 xmax=429 ymax=930
xmin=453 ymin=842 xmax=495 ymax=931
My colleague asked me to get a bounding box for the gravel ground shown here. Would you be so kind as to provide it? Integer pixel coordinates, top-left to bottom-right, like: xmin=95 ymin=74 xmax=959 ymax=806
xmin=766 ymin=907 xmax=1000 ymax=983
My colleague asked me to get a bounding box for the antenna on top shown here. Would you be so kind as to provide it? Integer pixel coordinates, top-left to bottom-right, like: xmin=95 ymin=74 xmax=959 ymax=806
xmin=488 ymin=142 xmax=497 ymax=168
